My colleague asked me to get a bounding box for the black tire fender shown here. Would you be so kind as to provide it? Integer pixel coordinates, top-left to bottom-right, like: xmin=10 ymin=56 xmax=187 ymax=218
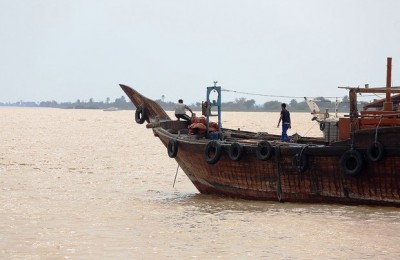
xmin=135 ymin=105 xmax=146 ymax=124
xmin=340 ymin=149 xmax=363 ymax=176
xmin=292 ymin=153 xmax=308 ymax=173
xmin=319 ymin=122 xmax=326 ymax=131
xmin=228 ymin=142 xmax=244 ymax=161
xmin=366 ymin=141 xmax=384 ymax=162
xmin=204 ymin=140 xmax=222 ymax=164
xmin=256 ymin=141 xmax=273 ymax=161
xmin=167 ymin=138 xmax=178 ymax=158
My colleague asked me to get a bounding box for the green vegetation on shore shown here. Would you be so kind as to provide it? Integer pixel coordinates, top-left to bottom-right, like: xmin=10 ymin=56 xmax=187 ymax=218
xmin=0 ymin=95 xmax=367 ymax=112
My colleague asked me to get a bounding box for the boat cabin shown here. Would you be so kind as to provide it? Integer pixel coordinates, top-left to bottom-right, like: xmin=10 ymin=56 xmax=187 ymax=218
xmin=337 ymin=57 xmax=400 ymax=140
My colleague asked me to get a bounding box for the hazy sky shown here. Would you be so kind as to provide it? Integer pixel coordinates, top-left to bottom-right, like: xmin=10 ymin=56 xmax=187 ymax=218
xmin=1 ymin=0 xmax=400 ymax=105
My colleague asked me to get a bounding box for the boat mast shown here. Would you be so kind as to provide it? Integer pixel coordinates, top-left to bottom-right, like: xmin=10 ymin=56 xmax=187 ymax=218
xmin=349 ymin=88 xmax=359 ymax=132
xmin=384 ymin=57 xmax=393 ymax=111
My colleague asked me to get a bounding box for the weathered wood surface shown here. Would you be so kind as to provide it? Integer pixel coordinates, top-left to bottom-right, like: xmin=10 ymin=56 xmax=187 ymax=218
xmin=156 ymin=128 xmax=400 ymax=206
xmin=120 ymin=84 xmax=170 ymax=121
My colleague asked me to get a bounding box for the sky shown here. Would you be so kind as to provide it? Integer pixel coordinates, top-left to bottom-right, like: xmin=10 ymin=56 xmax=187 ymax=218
xmin=1 ymin=0 xmax=400 ymax=105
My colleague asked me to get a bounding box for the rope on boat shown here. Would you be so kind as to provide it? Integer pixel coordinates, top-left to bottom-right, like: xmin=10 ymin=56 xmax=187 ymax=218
xmin=221 ymin=88 xmax=378 ymax=101
xmin=302 ymin=121 xmax=318 ymax=138
xmin=173 ymin=164 xmax=180 ymax=188
xmin=350 ymin=131 xmax=355 ymax=150
xmin=221 ymin=88 xmax=343 ymax=99
xmin=374 ymin=116 xmax=383 ymax=144
xmin=275 ymin=144 xmax=283 ymax=202
xmin=297 ymin=145 xmax=310 ymax=181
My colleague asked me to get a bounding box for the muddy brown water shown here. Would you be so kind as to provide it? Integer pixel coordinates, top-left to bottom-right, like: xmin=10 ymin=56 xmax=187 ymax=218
xmin=1 ymin=107 xmax=399 ymax=259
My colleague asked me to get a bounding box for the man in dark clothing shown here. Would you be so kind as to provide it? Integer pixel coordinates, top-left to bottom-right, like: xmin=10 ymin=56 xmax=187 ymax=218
xmin=277 ymin=103 xmax=291 ymax=142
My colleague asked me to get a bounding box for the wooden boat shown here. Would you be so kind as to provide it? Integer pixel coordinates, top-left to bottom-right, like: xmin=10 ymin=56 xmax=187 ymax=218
xmin=120 ymin=58 xmax=400 ymax=206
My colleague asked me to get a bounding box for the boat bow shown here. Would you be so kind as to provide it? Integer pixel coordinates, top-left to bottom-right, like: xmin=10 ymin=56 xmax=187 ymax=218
xmin=120 ymin=84 xmax=170 ymax=123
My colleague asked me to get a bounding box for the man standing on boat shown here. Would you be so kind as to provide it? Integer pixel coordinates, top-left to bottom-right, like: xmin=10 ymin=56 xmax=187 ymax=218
xmin=277 ymin=103 xmax=291 ymax=142
xmin=175 ymin=99 xmax=193 ymax=121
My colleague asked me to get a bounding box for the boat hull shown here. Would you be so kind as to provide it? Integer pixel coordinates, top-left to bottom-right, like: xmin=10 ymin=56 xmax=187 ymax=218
xmin=121 ymin=84 xmax=400 ymax=206
xmin=155 ymin=128 xmax=400 ymax=206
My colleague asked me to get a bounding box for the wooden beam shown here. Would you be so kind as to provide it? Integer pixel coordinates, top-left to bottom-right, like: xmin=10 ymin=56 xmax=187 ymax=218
xmin=338 ymin=87 xmax=400 ymax=94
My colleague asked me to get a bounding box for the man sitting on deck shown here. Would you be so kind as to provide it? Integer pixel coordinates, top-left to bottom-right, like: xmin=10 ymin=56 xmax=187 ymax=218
xmin=175 ymin=99 xmax=193 ymax=121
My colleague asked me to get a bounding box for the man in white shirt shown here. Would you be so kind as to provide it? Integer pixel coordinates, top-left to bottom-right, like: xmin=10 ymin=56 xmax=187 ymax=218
xmin=175 ymin=99 xmax=193 ymax=121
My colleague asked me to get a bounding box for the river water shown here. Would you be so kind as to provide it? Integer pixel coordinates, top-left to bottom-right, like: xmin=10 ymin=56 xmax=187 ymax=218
xmin=1 ymin=107 xmax=399 ymax=259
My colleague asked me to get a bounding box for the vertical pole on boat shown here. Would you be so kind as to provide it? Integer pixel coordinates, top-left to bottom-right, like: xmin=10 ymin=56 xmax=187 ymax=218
xmin=216 ymin=83 xmax=222 ymax=134
xmin=349 ymin=88 xmax=359 ymax=133
xmin=384 ymin=57 xmax=393 ymax=111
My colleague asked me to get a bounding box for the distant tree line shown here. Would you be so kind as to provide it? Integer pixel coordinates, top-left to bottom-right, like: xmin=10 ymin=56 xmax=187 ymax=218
xmin=154 ymin=95 xmax=366 ymax=113
xmin=0 ymin=96 xmax=132 ymax=110
xmin=0 ymin=95 xmax=367 ymax=112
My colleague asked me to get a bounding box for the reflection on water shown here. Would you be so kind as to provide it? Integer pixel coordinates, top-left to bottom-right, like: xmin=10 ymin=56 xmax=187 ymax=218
xmin=0 ymin=107 xmax=399 ymax=259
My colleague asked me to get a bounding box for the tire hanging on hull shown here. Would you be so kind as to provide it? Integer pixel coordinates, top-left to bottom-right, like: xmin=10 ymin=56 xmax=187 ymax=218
xmin=366 ymin=141 xmax=384 ymax=162
xmin=292 ymin=153 xmax=308 ymax=173
xmin=340 ymin=149 xmax=364 ymax=176
xmin=135 ymin=105 xmax=146 ymax=124
xmin=204 ymin=140 xmax=222 ymax=164
xmin=167 ymin=138 xmax=178 ymax=158
xmin=228 ymin=142 xmax=244 ymax=161
xmin=256 ymin=141 xmax=273 ymax=161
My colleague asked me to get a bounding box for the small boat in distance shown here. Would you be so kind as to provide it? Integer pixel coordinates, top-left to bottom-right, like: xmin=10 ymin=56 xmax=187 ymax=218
xmin=120 ymin=57 xmax=400 ymax=206
xmin=103 ymin=107 xmax=119 ymax=111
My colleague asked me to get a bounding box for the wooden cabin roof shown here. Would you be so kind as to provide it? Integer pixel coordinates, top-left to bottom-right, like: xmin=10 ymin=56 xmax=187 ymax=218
xmin=363 ymin=94 xmax=400 ymax=110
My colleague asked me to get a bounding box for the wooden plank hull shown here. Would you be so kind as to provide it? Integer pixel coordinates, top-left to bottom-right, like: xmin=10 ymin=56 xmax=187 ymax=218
xmin=155 ymin=128 xmax=400 ymax=206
